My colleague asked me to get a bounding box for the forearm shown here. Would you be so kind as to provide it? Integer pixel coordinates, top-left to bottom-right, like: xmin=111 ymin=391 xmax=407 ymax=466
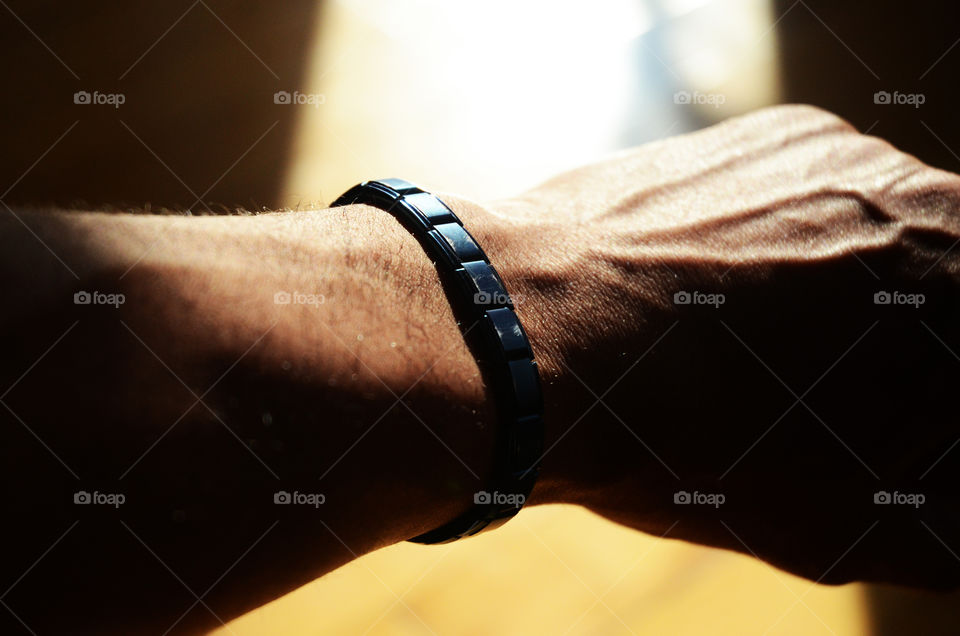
xmin=0 ymin=205 xmax=532 ymax=632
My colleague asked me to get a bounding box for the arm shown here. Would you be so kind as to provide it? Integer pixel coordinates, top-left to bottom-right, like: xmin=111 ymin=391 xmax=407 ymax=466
xmin=3 ymin=104 xmax=960 ymax=634
xmin=0 ymin=203 xmax=516 ymax=633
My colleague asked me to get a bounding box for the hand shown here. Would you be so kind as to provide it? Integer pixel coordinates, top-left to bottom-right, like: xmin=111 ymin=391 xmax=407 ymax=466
xmin=459 ymin=104 xmax=960 ymax=588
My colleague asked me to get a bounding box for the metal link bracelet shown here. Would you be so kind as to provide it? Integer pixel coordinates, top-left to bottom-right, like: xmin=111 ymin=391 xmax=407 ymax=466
xmin=332 ymin=179 xmax=544 ymax=544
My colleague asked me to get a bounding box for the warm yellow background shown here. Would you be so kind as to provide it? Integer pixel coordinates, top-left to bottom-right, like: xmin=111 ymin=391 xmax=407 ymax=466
xmin=222 ymin=505 xmax=866 ymax=635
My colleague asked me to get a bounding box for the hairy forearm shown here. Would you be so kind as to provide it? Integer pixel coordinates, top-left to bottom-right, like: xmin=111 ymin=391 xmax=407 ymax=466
xmin=0 ymin=204 xmax=533 ymax=632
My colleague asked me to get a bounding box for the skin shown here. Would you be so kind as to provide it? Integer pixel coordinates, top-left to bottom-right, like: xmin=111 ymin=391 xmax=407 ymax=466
xmin=2 ymin=104 xmax=960 ymax=633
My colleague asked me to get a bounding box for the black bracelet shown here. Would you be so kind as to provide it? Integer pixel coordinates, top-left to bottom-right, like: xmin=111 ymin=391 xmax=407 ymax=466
xmin=331 ymin=179 xmax=544 ymax=544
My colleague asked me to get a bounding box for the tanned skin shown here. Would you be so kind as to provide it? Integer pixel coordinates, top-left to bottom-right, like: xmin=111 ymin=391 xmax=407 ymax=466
xmin=2 ymin=105 xmax=960 ymax=633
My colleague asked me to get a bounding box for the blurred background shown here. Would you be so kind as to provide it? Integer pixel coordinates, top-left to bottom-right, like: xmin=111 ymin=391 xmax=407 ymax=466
xmin=3 ymin=0 xmax=960 ymax=633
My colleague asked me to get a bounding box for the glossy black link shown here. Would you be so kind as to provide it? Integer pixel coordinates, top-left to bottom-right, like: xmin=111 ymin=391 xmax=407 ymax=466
xmin=424 ymin=229 xmax=461 ymax=271
xmin=360 ymin=180 xmax=404 ymax=204
xmin=506 ymin=358 xmax=542 ymax=417
xmin=375 ymin=177 xmax=421 ymax=195
xmin=434 ymin=222 xmax=486 ymax=263
xmin=510 ymin=415 xmax=544 ymax=474
xmin=417 ymin=509 xmax=501 ymax=544
xmin=392 ymin=199 xmax=431 ymax=232
xmin=463 ymin=519 xmax=491 ymax=537
xmin=404 ymin=191 xmax=458 ymax=226
xmin=460 ymin=260 xmax=512 ymax=310
xmin=485 ymin=308 xmax=533 ymax=360
xmin=330 ymin=184 xmax=368 ymax=207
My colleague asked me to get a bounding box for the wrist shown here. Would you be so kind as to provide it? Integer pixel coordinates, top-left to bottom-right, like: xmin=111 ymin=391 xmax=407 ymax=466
xmin=443 ymin=194 xmax=685 ymax=525
xmin=435 ymin=194 xmax=600 ymax=507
